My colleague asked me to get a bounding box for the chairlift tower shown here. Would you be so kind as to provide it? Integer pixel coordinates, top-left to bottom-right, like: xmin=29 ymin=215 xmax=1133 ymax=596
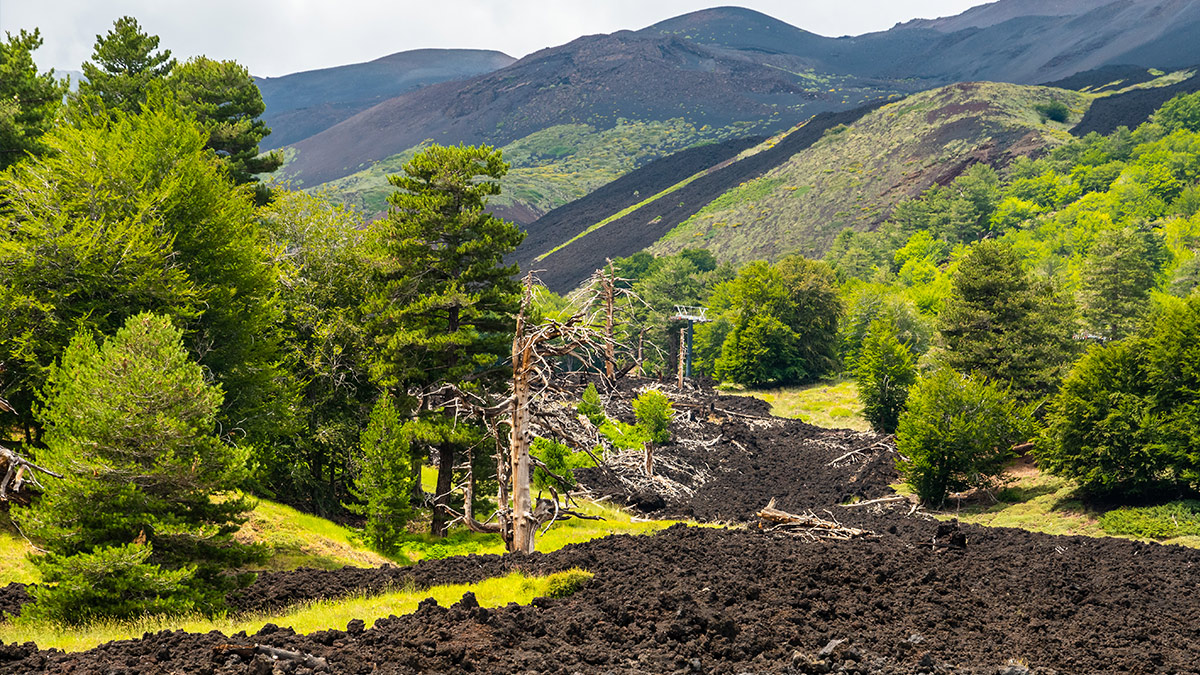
xmin=670 ymin=305 xmax=710 ymax=378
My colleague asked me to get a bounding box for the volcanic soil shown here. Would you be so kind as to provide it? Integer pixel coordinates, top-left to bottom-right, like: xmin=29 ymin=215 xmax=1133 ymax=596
xmin=3 ymin=382 xmax=1200 ymax=674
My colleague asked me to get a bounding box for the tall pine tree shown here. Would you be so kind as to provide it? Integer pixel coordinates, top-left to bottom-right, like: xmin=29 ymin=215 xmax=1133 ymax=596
xmin=364 ymin=144 xmax=525 ymax=536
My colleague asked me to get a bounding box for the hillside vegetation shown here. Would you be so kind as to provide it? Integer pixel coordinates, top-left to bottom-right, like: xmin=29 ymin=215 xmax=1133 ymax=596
xmin=652 ymin=82 xmax=1088 ymax=265
xmin=320 ymin=118 xmax=760 ymax=222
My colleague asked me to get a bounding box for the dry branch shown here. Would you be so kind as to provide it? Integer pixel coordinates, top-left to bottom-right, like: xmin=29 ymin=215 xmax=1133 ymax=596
xmin=0 ymin=445 xmax=62 ymax=502
xmin=213 ymin=644 xmax=327 ymax=669
xmin=840 ymin=495 xmax=909 ymax=508
xmin=756 ymin=498 xmax=875 ymax=540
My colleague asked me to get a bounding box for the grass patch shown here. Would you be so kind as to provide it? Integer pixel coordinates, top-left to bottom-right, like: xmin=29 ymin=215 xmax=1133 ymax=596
xmin=0 ymin=569 xmax=592 ymax=653
xmin=0 ymin=517 xmax=37 ymax=585
xmin=235 ymin=499 xmax=390 ymax=571
xmin=938 ymin=465 xmax=1200 ymax=548
xmin=724 ymin=379 xmax=869 ymax=431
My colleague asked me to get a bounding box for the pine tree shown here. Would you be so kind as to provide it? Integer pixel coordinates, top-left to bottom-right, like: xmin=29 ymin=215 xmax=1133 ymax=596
xmin=937 ymin=240 xmax=1078 ymax=401
xmin=0 ymin=29 xmax=68 ymax=170
xmin=14 ymin=314 xmax=261 ymax=621
xmin=855 ymin=318 xmax=917 ymax=434
xmin=346 ymin=395 xmax=415 ymax=554
xmin=168 ymin=56 xmax=283 ymax=187
xmin=78 ymin=16 xmax=175 ymax=113
xmin=364 ymin=144 xmax=525 ymax=536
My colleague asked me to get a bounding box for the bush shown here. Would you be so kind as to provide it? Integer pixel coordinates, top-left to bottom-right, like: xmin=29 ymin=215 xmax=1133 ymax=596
xmin=855 ymin=318 xmax=917 ymax=434
xmin=345 ymin=395 xmax=415 ymax=554
xmin=530 ymin=437 xmax=594 ymax=491
xmin=1034 ymin=100 xmax=1070 ymax=123
xmin=897 ymin=368 xmax=1030 ymax=505
xmin=598 ymin=419 xmax=650 ymax=450
xmin=24 ymin=542 xmax=194 ymax=625
xmin=544 ymin=568 xmax=593 ymax=598
xmin=14 ymin=313 xmax=261 ymax=619
xmin=577 ymin=383 xmax=606 ymax=426
xmin=633 ymin=389 xmax=673 ymax=444
xmin=1099 ymin=501 xmax=1200 ymax=539
xmin=1039 ymin=296 xmax=1200 ymax=497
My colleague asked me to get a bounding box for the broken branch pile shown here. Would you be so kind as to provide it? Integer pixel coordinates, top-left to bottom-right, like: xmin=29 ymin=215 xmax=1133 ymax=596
xmin=756 ymin=498 xmax=876 ymax=541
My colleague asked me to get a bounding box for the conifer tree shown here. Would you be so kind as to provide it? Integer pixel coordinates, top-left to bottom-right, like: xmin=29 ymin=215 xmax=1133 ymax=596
xmin=855 ymin=318 xmax=917 ymax=434
xmin=364 ymin=143 xmax=525 ymax=536
xmin=78 ymin=16 xmax=175 ymax=113
xmin=0 ymin=29 xmax=68 ymax=170
xmin=14 ymin=314 xmax=261 ymax=622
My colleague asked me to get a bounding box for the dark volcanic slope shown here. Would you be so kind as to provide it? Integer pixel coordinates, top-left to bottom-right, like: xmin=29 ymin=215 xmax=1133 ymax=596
xmin=1072 ymin=68 xmax=1200 ymax=136
xmin=534 ymin=101 xmax=887 ymax=292
xmin=511 ymin=136 xmax=763 ymax=274
xmin=284 ymin=31 xmax=872 ymax=186
xmin=256 ymin=49 xmax=514 ymax=150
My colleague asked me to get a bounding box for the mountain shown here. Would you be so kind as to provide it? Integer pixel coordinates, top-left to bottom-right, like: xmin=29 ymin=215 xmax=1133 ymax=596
xmin=255 ymin=49 xmax=515 ymax=150
xmin=520 ymin=81 xmax=1090 ymax=291
xmin=280 ymin=25 xmax=902 ymax=187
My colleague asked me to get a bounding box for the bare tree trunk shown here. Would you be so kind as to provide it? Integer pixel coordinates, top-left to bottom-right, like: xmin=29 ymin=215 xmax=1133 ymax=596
xmin=644 ymin=441 xmax=653 ymax=477
xmin=432 ymin=306 xmax=462 ymax=537
xmin=677 ymin=327 xmax=686 ymax=390
xmin=604 ymin=262 xmax=616 ymax=381
xmin=510 ymin=297 xmax=536 ymax=553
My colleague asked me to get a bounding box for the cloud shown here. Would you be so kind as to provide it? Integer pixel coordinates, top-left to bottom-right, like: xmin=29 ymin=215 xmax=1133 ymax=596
xmin=2 ymin=0 xmax=988 ymax=78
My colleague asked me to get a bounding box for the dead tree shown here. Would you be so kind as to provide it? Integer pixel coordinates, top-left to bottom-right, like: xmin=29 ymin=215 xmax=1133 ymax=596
xmin=434 ymin=273 xmax=622 ymax=553
xmin=580 ymin=262 xmax=655 ymax=387
xmin=0 ymin=444 xmax=62 ymax=503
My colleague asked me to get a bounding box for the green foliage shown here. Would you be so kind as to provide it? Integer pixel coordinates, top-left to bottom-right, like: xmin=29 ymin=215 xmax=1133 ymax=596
xmin=530 ymin=438 xmax=594 ymax=491
xmin=577 ymin=383 xmax=606 ymax=426
xmin=598 ymin=419 xmax=650 ymax=451
xmin=1153 ymin=91 xmax=1200 ymax=134
xmin=1039 ymin=296 xmax=1200 ymax=497
xmin=259 ymin=189 xmax=375 ymax=512
xmin=14 ymin=314 xmax=262 ymax=619
xmin=1098 ymin=501 xmax=1200 ymax=539
xmin=0 ymin=95 xmax=291 ymax=453
xmin=1080 ymin=226 xmax=1167 ymax=339
xmin=168 ymin=56 xmax=282 ymax=186
xmin=1037 ymin=340 xmax=1167 ymax=495
xmin=937 ymin=240 xmax=1078 ymax=402
xmin=345 ymin=395 xmax=415 ymax=554
xmin=364 ymin=144 xmax=524 ymax=390
xmin=707 ymin=256 xmax=841 ymax=386
xmin=0 ymin=29 xmax=68 ymax=170
xmin=23 ymin=542 xmax=195 ymax=625
xmin=1034 ymin=100 xmax=1070 ymax=123
xmin=897 ymin=368 xmax=1030 ymax=505
xmin=838 ymin=283 xmax=932 ymax=371
xmin=632 ymin=389 xmax=673 ymax=443
xmin=544 ymin=568 xmax=593 ymax=598
xmin=78 ymin=16 xmax=175 ymax=114
xmin=855 ymin=319 xmax=917 ymax=434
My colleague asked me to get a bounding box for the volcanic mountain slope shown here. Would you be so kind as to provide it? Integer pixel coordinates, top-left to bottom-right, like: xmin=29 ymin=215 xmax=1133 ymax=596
xmin=255 ymin=49 xmax=514 ymax=151
xmin=282 ymin=20 xmax=899 ymax=187
xmin=521 ymin=81 xmax=1086 ymax=291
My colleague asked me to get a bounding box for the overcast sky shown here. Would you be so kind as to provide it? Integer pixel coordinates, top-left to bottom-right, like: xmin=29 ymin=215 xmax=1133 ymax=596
xmin=2 ymin=1 xmax=991 ymax=78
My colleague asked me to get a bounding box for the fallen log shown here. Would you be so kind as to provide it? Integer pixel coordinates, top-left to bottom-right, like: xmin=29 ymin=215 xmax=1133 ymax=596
xmin=757 ymin=498 xmax=875 ymax=540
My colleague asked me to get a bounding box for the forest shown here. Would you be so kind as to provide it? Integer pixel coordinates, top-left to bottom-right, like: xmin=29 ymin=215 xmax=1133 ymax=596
xmin=2 ymin=14 xmax=1200 ymax=666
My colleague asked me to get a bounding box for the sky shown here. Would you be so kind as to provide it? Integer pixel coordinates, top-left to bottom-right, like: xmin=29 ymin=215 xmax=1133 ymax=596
xmin=1 ymin=1 xmax=992 ymax=78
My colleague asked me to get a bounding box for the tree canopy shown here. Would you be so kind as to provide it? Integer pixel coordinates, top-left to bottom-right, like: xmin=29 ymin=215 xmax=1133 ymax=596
xmin=0 ymin=29 xmax=68 ymax=171
xmin=78 ymin=16 xmax=175 ymax=114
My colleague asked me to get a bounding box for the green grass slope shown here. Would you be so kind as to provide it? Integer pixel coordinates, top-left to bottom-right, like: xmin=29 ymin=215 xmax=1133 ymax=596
xmin=651 ymin=82 xmax=1090 ymax=265
xmin=318 ymin=118 xmax=762 ymax=223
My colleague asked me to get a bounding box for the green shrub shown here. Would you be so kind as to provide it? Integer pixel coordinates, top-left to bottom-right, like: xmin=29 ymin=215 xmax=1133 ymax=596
xmin=24 ymin=542 xmax=195 ymax=625
xmin=855 ymin=318 xmax=917 ymax=434
xmin=897 ymin=368 xmax=1030 ymax=505
xmin=544 ymin=568 xmax=593 ymax=598
xmin=577 ymin=383 xmax=606 ymax=426
xmin=530 ymin=437 xmax=594 ymax=491
xmin=1099 ymin=501 xmax=1200 ymax=539
xmin=632 ymin=389 xmax=673 ymax=444
xmin=1034 ymin=100 xmax=1070 ymax=123
xmin=345 ymin=395 xmax=416 ymax=555
xmin=598 ymin=419 xmax=650 ymax=450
